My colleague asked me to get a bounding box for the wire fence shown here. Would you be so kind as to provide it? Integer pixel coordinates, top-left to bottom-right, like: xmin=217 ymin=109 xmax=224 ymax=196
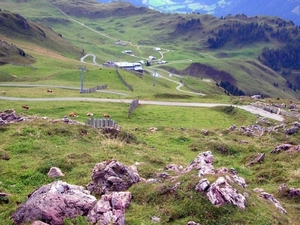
xmin=116 ymin=68 xmax=134 ymax=92
xmin=128 ymin=97 xmax=139 ymax=118
xmin=80 ymin=84 xmax=107 ymax=93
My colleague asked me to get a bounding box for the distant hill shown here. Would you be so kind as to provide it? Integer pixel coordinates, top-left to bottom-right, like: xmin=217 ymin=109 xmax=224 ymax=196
xmin=97 ymin=0 xmax=300 ymax=25
xmin=1 ymin=0 xmax=300 ymax=100
xmin=0 ymin=10 xmax=82 ymax=65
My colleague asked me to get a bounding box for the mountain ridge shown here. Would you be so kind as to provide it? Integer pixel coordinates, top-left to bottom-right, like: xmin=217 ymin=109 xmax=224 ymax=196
xmin=97 ymin=0 xmax=300 ymax=25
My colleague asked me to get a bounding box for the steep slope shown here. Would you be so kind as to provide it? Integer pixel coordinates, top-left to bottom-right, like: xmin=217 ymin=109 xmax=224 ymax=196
xmin=48 ymin=0 xmax=151 ymax=19
xmin=0 ymin=10 xmax=82 ymax=63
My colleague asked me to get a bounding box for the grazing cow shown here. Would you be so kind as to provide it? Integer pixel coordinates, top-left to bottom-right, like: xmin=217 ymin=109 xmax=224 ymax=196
xmin=86 ymin=113 xmax=94 ymax=116
xmin=47 ymin=89 xmax=52 ymax=93
xmin=1 ymin=91 xmax=6 ymax=95
xmin=103 ymin=114 xmax=110 ymax=118
xmin=69 ymin=112 xmax=77 ymax=117
xmin=22 ymin=105 xmax=29 ymax=110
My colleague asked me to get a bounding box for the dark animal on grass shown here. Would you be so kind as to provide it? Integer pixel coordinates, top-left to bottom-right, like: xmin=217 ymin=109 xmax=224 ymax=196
xmin=47 ymin=89 xmax=52 ymax=93
xmin=22 ymin=105 xmax=29 ymax=110
xmin=103 ymin=114 xmax=110 ymax=118
xmin=1 ymin=91 xmax=6 ymax=95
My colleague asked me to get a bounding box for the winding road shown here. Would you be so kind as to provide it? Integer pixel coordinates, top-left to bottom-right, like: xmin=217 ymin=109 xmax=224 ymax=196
xmin=0 ymin=94 xmax=284 ymax=121
xmin=0 ymin=1 xmax=284 ymax=122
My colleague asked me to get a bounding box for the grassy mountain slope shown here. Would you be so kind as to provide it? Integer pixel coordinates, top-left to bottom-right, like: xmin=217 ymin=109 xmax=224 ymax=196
xmin=1 ymin=1 xmax=300 ymax=100
xmin=0 ymin=10 xmax=82 ymax=63
xmin=1 ymin=2 xmax=300 ymax=225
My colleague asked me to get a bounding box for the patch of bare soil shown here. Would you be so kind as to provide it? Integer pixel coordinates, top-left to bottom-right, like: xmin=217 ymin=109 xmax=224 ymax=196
xmin=162 ymin=62 xmax=236 ymax=84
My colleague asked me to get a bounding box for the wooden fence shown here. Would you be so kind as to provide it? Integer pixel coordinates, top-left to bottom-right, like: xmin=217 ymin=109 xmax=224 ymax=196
xmin=86 ymin=117 xmax=118 ymax=128
xmin=128 ymin=97 xmax=139 ymax=118
xmin=81 ymin=84 xmax=107 ymax=93
xmin=116 ymin=68 xmax=134 ymax=92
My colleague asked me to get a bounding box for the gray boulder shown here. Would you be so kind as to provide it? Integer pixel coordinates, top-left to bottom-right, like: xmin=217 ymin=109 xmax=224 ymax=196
xmin=87 ymin=191 xmax=132 ymax=225
xmin=183 ymin=151 xmax=215 ymax=176
xmin=87 ymin=160 xmax=140 ymax=195
xmin=0 ymin=110 xmax=23 ymax=125
xmin=32 ymin=221 xmax=50 ymax=225
xmin=260 ymin=192 xmax=287 ymax=214
xmin=206 ymin=177 xmax=246 ymax=209
xmin=47 ymin=167 xmax=64 ymax=178
xmin=270 ymin=144 xmax=293 ymax=153
xmin=11 ymin=181 xmax=97 ymax=225
xmin=187 ymin=222 xmax=200 ymax=225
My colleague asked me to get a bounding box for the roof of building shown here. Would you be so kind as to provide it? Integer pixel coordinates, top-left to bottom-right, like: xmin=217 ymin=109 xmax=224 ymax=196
xmin=115 ymin=62 xmax=135 ymax=67
xmin=134 ymin=66 xmax=144 ymax=71
xmin=114 ymin=62 xmax=143 ymax=70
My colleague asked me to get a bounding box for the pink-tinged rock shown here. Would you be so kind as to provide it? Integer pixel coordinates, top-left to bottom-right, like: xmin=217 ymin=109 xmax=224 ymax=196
xmin=183 ymin=151 xmax=215 ymax=176
xmin=88 ymin=191 xmax=132 ymax=225
xmin=260 ymin=192 xmax=287 ymax=214
xmin=195 ymin=178 xmax=210 ymax=192
xmin=11 ymin=181 xmax=97 ymax=225
xmin=32 ymin=221 xmax=49 ymax=225
xmin=206 ymin=177 xmax=246 ymax=209
xmin=87 ymin=160 xmax=140 ymax=195
xmin=47 ymin=167 xmax=64 ymax=178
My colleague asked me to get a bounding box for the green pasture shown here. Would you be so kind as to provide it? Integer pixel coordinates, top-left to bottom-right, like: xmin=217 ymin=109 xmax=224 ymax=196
xmin=1 ymin=2 xmax=300 ymax=224
xmin=0 ymin=101 xmax=299 ymax=224
xmin=0 ymin=100 xmax=256 ymax=129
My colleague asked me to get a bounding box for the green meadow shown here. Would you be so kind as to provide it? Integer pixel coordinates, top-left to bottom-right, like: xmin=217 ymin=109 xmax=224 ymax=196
xmin=0 ymin=0 xmax=300 ymax=224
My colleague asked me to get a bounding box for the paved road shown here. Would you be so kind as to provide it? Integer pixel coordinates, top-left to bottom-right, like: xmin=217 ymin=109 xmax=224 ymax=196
xmin=0 ymin=96 xmax=284 ymax=121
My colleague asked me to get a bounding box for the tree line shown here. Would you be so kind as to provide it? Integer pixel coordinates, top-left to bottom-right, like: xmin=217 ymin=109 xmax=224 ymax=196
xmin=218 ymin=81 xmax=245 ymax=96
xmin=176 ymin=18 xmax=201 ymax=32
xmin=260 ymin=37 xmax=300 ymax=71
xmin=207 ymin=21 xmax=300 ymax=49
xmin=207 ymin=22 xmax=270 ymax=48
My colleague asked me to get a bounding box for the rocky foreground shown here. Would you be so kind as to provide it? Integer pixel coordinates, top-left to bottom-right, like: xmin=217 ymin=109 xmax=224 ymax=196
xmin=1 ymin=110 xmax=300 ymax=224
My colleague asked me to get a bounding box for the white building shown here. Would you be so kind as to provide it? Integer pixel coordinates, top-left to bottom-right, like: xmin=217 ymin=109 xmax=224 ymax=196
xmin=114 ymin=62 xmax=143 ymax=73
xmin=123 ymin=50 xmax=132 ymax=54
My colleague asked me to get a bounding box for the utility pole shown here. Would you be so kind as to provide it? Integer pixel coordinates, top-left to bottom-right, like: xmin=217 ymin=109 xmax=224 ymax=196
xmin=153 ymin=70 xmax=157 ymax=86
xmin=180 ymin=71 xmax=182 ymax=83
xmin=79 ymin=65 xmax=87 ymax=93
